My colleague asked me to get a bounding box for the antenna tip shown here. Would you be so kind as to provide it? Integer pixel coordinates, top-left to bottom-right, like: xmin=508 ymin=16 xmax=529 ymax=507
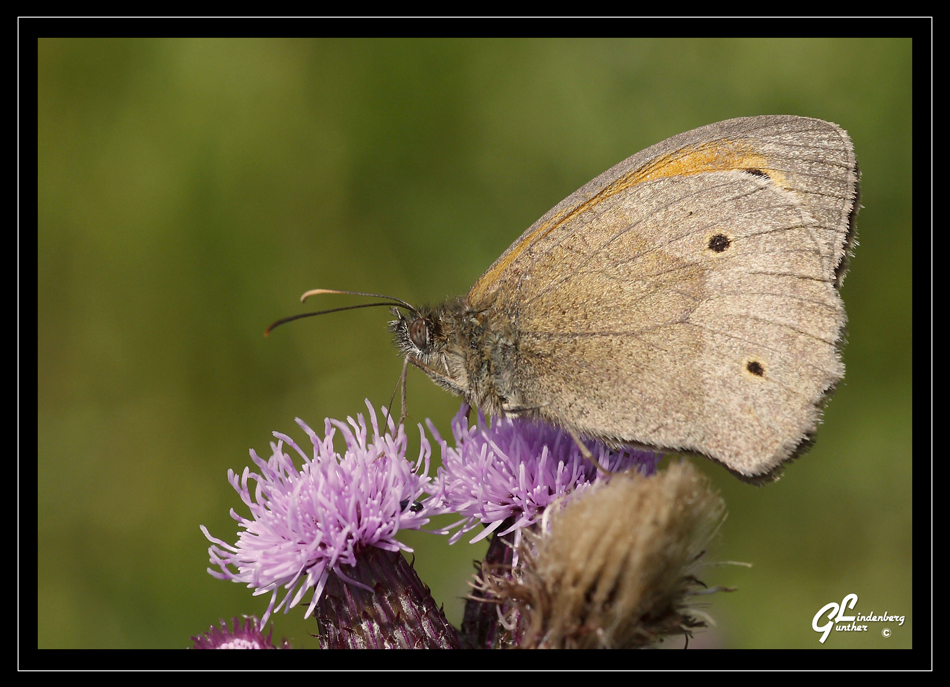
xmin=300 ymin=288 xmax=334 ymax=303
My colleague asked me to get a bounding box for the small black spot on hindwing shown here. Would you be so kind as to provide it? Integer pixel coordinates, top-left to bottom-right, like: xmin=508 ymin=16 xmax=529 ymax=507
xmin=708 ymin=233 xmax=732 ymax=253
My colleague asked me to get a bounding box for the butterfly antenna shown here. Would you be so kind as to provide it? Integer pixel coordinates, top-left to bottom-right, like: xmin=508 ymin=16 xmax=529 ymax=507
xmin=265 ymin=289 xmax=418 ymax=336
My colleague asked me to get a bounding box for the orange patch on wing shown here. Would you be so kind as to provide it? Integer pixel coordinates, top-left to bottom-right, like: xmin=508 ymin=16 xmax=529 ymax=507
xmin=637 ymin=142 xmax=770 ymax=181
xmin=470 ymin=139 xmax=775 ymax=304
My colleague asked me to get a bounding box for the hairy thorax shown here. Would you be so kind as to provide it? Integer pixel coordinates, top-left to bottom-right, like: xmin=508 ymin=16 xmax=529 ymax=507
xmin=390 ymin=298 xmax=525 ymax=418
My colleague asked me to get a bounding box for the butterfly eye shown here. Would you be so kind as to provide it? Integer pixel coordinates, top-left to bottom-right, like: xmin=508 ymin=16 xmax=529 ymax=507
xmin=408 ymin=318 xmax=429 ymax=350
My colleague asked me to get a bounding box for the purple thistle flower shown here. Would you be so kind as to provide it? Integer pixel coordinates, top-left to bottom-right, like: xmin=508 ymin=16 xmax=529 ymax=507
xmin=191 ymin=616 xmax=289 ymax=649
xmin=429 ymin=405 xmax=662 ymax=548
xmin=200 ymin=401 xmax=445 ymax=626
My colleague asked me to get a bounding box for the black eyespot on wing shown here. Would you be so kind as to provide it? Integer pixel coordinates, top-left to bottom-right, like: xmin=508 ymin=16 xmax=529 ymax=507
xmin=708 ymin=233 xmax=732 ymax=253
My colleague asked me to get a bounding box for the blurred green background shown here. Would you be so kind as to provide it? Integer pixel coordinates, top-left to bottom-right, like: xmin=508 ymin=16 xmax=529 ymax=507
xmin=38 ymin=37 xmax=912 ymax=650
